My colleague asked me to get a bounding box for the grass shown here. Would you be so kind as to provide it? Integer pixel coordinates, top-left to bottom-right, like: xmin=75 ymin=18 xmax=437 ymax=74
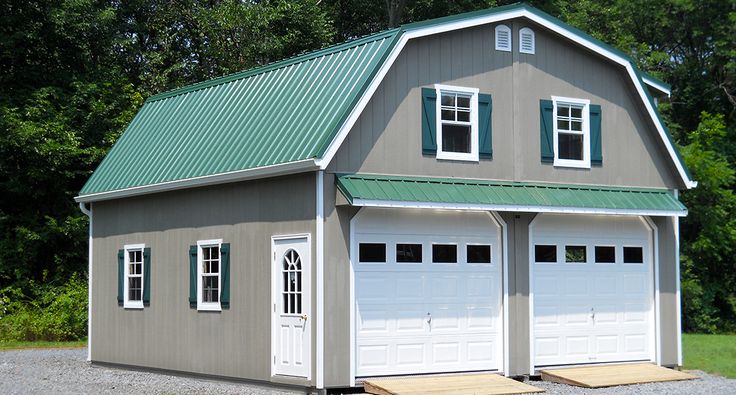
xmin=0 ymin=340 xmax=87 ymax=351
xmin=683 ymin=333 xmax=736 ymax=378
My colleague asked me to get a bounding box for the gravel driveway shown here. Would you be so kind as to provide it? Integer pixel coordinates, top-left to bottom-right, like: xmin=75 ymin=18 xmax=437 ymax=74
xmin=1 ymin=347 xmax=734 ymax=394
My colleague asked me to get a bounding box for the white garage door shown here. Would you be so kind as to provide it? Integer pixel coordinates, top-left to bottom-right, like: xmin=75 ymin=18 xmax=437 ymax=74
xmin=353 ymin=208 xmax=503 ymax=377
xmin=531 ymin=214 xmax=655 ymax=367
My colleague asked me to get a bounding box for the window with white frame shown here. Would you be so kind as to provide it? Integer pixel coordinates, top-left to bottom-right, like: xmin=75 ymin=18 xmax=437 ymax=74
xmin=198 ymin=239 xmax=222 ymax=311
xmin=436 ymin=85 xmax=479 ymax=161
xmin=519 ymin=27 xmax=535 ymax=54
xmin=495 ymin=24 xmax=511 ymax=51
xmin=124 ymin=244 xmax=145 ymax=308
xmin=553 ymin=96 xmax=590 ymax=168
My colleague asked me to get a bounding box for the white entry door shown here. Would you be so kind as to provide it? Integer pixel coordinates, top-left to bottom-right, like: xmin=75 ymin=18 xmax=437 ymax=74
xmin=272 ymin=235 xmax=310 ymax=378
xmin=531 ymin=214 xmax=655 ymax=367
xmin=353 ymin=208 xmax=503 ymax=377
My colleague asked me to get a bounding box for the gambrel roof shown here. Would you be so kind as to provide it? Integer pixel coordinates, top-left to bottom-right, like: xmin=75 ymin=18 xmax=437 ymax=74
xmin=77 ymin=3 xmax=694 ymax=203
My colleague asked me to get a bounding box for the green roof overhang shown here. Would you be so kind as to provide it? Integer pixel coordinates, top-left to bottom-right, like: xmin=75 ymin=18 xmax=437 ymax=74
xmin=336 ymin=174 xmax=687 ymax=217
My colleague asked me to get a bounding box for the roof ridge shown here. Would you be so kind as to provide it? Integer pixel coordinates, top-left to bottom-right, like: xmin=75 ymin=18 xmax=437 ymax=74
xmin=146 ymin=28 xmax=401 ymax=103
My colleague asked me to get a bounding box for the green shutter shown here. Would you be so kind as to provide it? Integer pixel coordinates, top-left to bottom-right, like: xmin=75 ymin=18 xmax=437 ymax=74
xmin=142 ymin=247 xmax=151 ymax=305
xmin=220 ymin=243 xmax=230 ymax=308
xmin=540 ymin=99 xmax=554 ymax=163
xmin=421 ymin=87 xmax=437 ymax=155
xmin=117 ymin=249 xmax=124 ymax=306
xmin=590 ymin=104 xmax=602 ymax=165
xmin=478 ymin=93 xmax=493 ymax=159
xmin=189 ymin=245 xmax=197 ymax=308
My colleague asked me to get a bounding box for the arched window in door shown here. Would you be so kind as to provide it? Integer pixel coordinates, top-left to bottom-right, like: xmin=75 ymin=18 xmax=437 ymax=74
xmin=282 ymin=249 xmax=302 ymax=314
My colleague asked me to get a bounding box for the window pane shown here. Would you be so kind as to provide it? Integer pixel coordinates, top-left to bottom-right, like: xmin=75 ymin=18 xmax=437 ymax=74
xmin=359 ymin=243 xmax=386 ymax=262
xmin=558 ymin=133 xmax=584 ymax=160
xmin=571 ymin=107 xmax=582 ymax=118
xmin=457 ymin=110 xmax=470 ymax=122
xmin=396 ymin=244 xmax=422 ymax=263
xmin=557 ymin=120 xmax=569 ymax=130
xmin=441 ymin=94 xmax=455 ymax=106
xmin=571 ymin=121 xmax=583 ymax=131
xmin=290 ymin=294 xmax=296 ymax=314
xmin=432 ymin=244 xmax=457 ymax=263
xmin=441 ymin=109 xmax=455 ymax=121
xmin=565 ymin=245 xmax=587 ymax=263
xmin=442 ymin=124 xmax=471 ymax=153
xmin=624 ymin=246 xmax=644 ymax=263
xmin=535 ymin=245 xmax=557 ymax=262
xmin=296 ymin=272 xmax=302 ymax=292
xmin=211 ymin=260 xmax=218 ymax=274
xmin=296 ymin=294 xmax=302 ymax=314
xmin=283 ymin=294 xmax=289 ymax=314
xmin=467 ymin=245 xmax=491 ymax=263
xmin=211 ymin=247 xmax=219 ymax=260
xmin=457 ymin=96 xmax=471 ymax=108
xmin=557 ymin=105 xmax=569 ymax=117
xmin=595 ymin=246 xmax=616 ymax=263
xmin=203 ymin=247 xmax=210 ymax=260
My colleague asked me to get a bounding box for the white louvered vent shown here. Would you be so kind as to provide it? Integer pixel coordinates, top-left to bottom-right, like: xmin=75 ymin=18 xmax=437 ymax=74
xmin=520 ymin=27 xmax=535 ymax=54
xmin=495 ymin=25 xmax=511 ymax=52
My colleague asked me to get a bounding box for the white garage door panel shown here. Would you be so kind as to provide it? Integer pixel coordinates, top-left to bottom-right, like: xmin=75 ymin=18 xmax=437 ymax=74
xmin=532 ymin=214 xmax=654 ymax=367
xmin=354 ymin=208 xmax=502 ymax=377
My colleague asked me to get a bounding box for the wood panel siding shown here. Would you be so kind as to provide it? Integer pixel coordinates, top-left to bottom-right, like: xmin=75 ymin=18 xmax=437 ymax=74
xmin=328 ymin=19 xmax=682 ymax=190
xmin=90 ymin=173 xmax=316 ymax=385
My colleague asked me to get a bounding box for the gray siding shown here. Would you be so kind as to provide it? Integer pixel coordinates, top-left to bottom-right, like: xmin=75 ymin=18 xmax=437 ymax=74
xmin=90 ymin=173 xmax=316 ymax=385
xmin=328 ymin=19 xmax=682 ymax=190
xmin=653 ymin=215 xmax=680 ymax=367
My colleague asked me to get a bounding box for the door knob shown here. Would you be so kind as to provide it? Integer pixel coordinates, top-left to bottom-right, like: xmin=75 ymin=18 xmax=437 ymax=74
xmin=426 ymin=312 xmax=432 ymax=324
xmin=301 ymin=314 xmax=308 ymax=321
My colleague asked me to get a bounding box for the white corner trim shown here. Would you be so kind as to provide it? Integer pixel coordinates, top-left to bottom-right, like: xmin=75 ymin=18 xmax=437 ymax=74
xmin=490 ymin=212 xmax=510 ymax=376
xmin=79 ymin=202 xmax=92 ymax=362
xmin=75 ymin=159 xmax=319 ymax=203
xmin=315 ymin=171 xmax=325 ymax=389
xmin=674 ymin=190 xmax=683 ymax=366
xmin=348 ymin=208 xmax=365 ymax=387
xmin=349 ymin=199 xmax=688 ymax=217
xmin=527 ymin=213 xmax=541 ymax=374
xmin=316 ymin=8 xmax=695 ymax=189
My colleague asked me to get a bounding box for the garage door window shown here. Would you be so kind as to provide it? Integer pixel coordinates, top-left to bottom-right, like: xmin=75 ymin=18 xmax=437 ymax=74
xmin=595 ymin=246 xmax=616 ymax=264
xmin=359 ymin=243 xmax=386 ymax=263
xmin=432 ymin=244 xmax=457 ymax=263
xmin=565 ymin=245 xmax=586 ymax=263
xmin=535 ymin=244 xmax=557 ymax=263
xmin=467 ymin=245 xmax=492 ymax=263
xmin=396 ymin=243 xmax=422 ymax=263
xmin=623 ymin=246 xmax=644 ymax=264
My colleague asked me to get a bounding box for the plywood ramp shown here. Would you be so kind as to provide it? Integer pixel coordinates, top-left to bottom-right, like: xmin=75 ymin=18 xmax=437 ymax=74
xmin=540 ymin=363 xmax=697 ymax=388
xmin=363 ymin=374 xmax=544 ymax=395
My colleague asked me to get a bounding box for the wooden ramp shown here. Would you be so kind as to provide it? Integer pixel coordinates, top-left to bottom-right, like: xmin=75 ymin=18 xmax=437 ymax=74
xmin=540 ymin=363 xmax=697 ymax=388
xmin=363 ymin=374 xmax=544 ymax=395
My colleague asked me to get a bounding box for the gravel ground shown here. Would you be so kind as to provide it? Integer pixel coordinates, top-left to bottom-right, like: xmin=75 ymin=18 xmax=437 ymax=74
xmin=1 ymin=347 xmax=734 ymax=394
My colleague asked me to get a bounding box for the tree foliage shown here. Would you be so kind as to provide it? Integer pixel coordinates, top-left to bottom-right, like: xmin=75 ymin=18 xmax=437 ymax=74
xmin=0 ymin=0 xmax=734 ymax=336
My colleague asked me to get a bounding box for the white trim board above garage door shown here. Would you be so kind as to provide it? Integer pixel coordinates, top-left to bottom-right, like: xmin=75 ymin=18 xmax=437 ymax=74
xmin=351 ymin=208 xmax=504 ymax=377
xmin=529 ymin=214 xmax=656 ymax=369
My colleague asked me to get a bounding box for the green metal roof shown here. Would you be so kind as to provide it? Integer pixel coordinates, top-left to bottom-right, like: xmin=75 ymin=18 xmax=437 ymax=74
xmin=337 ymin=174 xmax=687 ymax=216
xmin=78 ymin=3 xmax=691 ymax=200
xmin=80 ymin=29 xmax=400 ymax=196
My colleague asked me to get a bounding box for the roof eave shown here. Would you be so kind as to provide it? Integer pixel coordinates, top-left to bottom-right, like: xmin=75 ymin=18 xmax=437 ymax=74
xmin=75 ymin=159 xmax=319 ymax=203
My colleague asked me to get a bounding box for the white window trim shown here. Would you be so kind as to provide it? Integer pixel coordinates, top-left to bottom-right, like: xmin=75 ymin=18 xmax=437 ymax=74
xmin=495 ymin=24 xmax=512 ymax=52
xmin=519 ymin=27 xmax=535 ymax=54
xmin=123 ymin=243 xmax=145 ymax=309
xmin=434 ymin=84 xmax=479 ymax=162
xmin=552 ymin=96 xmax=591 ymax=168
xmin=197 ymin=239 xmax=223 ymax=311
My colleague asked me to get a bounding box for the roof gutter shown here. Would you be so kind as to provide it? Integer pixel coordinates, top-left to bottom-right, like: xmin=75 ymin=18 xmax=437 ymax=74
xmin=75 ymin=159 xmax=319 ymax=203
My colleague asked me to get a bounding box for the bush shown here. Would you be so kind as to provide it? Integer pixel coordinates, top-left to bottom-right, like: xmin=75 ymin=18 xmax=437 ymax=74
xmin=0 ymin=274 xmax=87 ymax=341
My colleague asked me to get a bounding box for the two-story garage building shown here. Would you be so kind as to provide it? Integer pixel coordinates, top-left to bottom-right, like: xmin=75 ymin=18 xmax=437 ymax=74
xmin=76 ymin=3 xmax=694 ymax=392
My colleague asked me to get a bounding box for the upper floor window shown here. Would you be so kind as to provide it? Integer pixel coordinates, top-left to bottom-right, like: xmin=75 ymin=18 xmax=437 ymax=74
xmin=124 ymin=244 xmax=145 ymax=309
xmin=435 ymin=84 xmax=479 ymax=161
xmin=495 ymin=25 xmax=511 ymax=52
xmin=198 ymin=239 xmax=222 ymax=311
xmin=552 ymin=96 xmax=590 ymax=168
xmin=519 ymin=27 xmax=535 ymax=54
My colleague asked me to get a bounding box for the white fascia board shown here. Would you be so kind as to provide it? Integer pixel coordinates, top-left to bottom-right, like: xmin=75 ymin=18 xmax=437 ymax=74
xmin=642 ymin=76 xmax=671 ymax=97
xmin=316 ymin=8 xmax=695 ymax=189
xmin=350 ymin=199 xmax=688 ymax=217
xmin=75 ymin=159 xmax=319 ymax=203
